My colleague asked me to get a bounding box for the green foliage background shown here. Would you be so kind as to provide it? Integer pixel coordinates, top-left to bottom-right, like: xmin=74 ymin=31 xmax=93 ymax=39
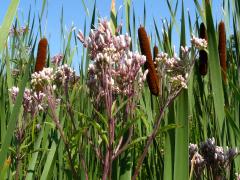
xmin=0 ymin=0 xmax=239 ymax=179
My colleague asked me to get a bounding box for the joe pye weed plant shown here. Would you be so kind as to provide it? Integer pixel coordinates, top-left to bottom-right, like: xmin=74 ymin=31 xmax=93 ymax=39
xmin=77 ymin=19 xmax=209 ymax=179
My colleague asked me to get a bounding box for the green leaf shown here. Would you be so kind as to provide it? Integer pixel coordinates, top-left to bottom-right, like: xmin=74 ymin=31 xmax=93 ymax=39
xmin=0 ymin=58 xmax=31 ymax=173
xmin=174 ymin=2 xmax=189 ymax=180
xmin=112 ymin=99 xmax=128 ymax=117
xmin=26 ymin=126 xmax=45 ymax=180
xmin=81 ymin=0 xmax=90 ymax=17
xmin=205 ymin=0 xmax=225 ymax=132
xmin=110 ymin=0 xmax=117 ymax=34
xmin=174 ymin=90 xmax=189 ymax=180
xmin=40 ymin=140 xmax=58 ymax=180
xmin=124 ymin=0 xmax=131 ymax=33
xmin=0 ymin=0 xmax=20 ymax=52
xmin=40 ymin=0 xmax=47 ymax=20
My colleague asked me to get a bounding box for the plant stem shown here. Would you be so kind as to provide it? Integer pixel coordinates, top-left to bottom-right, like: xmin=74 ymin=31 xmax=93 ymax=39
xmin=102 ymin=152 xmax=109 ymax=180
xmin=132 ymin=89 xmax=183 ymax=179
xmin=47 ymin=89 xmax=78 ymax=180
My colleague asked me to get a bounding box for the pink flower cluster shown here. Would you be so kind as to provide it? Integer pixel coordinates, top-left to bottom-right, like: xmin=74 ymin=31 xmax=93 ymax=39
xmin=9 ymin=64 xmax=75 ymax=116
xmin=51 ymin=53 xmax=63 ymax=66
xmin=9 ymin=25 xmax=28 ymax=36
xmin=54 ymin=64 xmax=76 ymax=86
xmin=9 ymin=87 xmax=47 ymax=115
xmin=155 ymin=47 xmax=190 ymax=92
xmin=78 ymin=19 xmax=147 ymax=98
xmin=189 ymin=138 xmax=239 ymax=178
xmin=191 ymin=35 xmax=208 ymax=49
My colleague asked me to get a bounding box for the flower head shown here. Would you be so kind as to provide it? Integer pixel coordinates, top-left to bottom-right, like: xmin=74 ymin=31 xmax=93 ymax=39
xmin=51 ymin=53 xmax=63 ymax=66
xmin=191 ymin=35 xmax=208 ymax=49
xmin=78 ymin=19 xmax=147 ymax=99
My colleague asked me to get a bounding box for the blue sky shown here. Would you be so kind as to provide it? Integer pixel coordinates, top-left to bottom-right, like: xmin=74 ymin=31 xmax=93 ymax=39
xmin=0 ymin=0 xmax=227 ymax=71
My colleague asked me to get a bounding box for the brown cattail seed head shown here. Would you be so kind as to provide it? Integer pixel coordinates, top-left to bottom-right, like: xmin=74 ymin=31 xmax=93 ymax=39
xmin=218 ymin=21 xmax=227 ymax=83
xmin=153 ymin=45 xmax=159 ymax=62
xmin=138 ymin=26 xmax=160 ymax=96
xmin=199 ymin=23 xmax=208 ymax=40
xmin=35 ymin=38 xmax=48 ymax=92
xmin=35 ymin=38 xmax=48 ymax=72
xmin=199 ymin=23 xmax=208 ymax=76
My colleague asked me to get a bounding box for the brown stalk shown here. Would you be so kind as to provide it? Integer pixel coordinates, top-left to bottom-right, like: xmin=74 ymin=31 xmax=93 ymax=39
xmin=138 ymin=26 xmax=160 ymax=96
xmin=199 ymin=23 xmax=208 ymax=76
xmin=218 ymin=21 xmax=227 ymax=84
xmin=35 ymin=38 xmax=48 ymax=72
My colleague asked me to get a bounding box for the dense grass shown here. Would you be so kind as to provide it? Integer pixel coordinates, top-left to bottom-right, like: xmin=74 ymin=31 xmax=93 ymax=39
xmin=0 ymin=0 xmax=239 ymax=179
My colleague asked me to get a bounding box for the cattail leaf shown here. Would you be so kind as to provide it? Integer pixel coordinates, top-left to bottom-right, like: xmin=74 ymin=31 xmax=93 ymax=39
xmin=174 ymin=1 xmax=189 ymax=180
xmin=40 ymin=140 xmax=58 ymax=180
xmin=1 ymin=157 xmax=11 ymax=179
xmin=112 ymin=99 xmax=128 ymax=117
xmin=0 ymin=58 xmax=31 ymax=172
xmin=166 ymin=0 xmax=180 ymax=35
xmin=153 ymin=18 xmax=163 ymax=50
xmin=193 ymin=0 xmax=205 ymax=23
xmin=25 ymin=127 xmax=44 ymax=180
xmin=63 ymin=27 xmax=73 ymax=65
xmin=90 ymin=1 xmax=96 ymax=29
xmin=40 ymin=0 xmax=47 ymax=20
xmin=0 ymin=0 xmax=19 ymax=52
xmin=81 ymin=0 xmax=90 ymax=17
xmin=119 ymin=151 xmax=132 ymax=180
xmin=124 ymin=0 xmax=131 ymax=33
xmin=164 ymin=104 xmax=175 ymax=180
xmin=174 ymin=91 xmax=189 ymax=180
xmin=110 ymin=0 xmax=117 ymax=34
xmin=5 ymin=49 xmax=14 ymax=104
xmin=205 ymin=0 xmax=225 ymax=132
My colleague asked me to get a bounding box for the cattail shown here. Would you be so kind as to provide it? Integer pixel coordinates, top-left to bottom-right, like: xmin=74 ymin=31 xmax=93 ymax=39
xmin=34 ymin=38 xmax=48 ymax=92
xmin=199 ymin=23 xmax=208 ymax=76
xmin=153 ymin=45 xmax=159 ymax=61
xmin=138 ymin=26 xmax=160 ymax=96
xmin=35 ymin=38 xmax=48 ymax=72
xmin=218 ymin=21 xmax=227 ymax=84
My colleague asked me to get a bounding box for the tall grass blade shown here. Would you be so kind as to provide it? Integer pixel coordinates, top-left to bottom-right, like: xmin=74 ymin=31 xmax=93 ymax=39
xmin=174 ymin=2 xmax=189 ymax=179
xmin=124 ymin=0 xmax=131 ymax=33
xmin=205 ymin=0 xmax=225 ymax=132
xmin=0 ymin=58 xmax=31 ymax=172
xmin=110 ymin=0 xmax=117 ymax=34
xmin=40 ymin=0 xmax=47 ymax=20
xmin=0 ymin=0 xmax=20 ymax=52
xmin=40 ymin=139 xmax=58 ymax=180
xmin=81 ymin=0 xmax=90 ymax=17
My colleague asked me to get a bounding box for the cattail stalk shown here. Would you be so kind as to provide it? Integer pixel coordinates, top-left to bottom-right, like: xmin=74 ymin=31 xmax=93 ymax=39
xmin=35 ymin=38 xmax=48 ymax=72
xmin=199 ymin=23 xmax=208 ymax=76
xmin=138 ymin=26 xmax=160 ymax=96
xmin=218 ymin=21 xmax=227 ymax=84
